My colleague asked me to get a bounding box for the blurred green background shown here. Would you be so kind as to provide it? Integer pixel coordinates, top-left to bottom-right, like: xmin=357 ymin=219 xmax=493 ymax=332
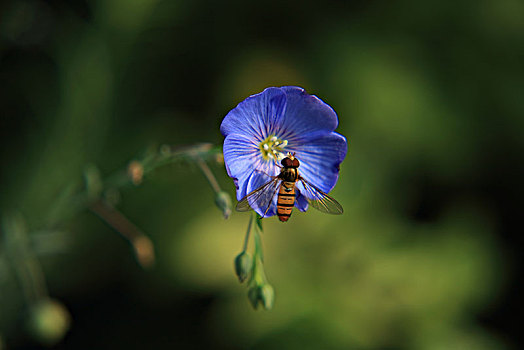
xmin=1 ymin=0 xmax=523 ymax=349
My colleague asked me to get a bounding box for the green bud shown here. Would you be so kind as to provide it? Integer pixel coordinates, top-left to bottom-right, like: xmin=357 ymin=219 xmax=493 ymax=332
xmin=260 ymin=284 xmax=275 ymax=310
xmin=27 ymin=299 xmax=71 ymax=346
xmin=248 ymin=286 xmax=260 ymax=310
xmin=215 ymin=191 xmax=232 ymax=219
xmin=127 ymin=160 xmax=144 ymax=185
xmin=234 ymin=252 xmax=252 ymax=283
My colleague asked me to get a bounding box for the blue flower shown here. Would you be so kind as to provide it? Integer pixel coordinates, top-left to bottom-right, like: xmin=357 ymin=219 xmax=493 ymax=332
xmin=221 ymin=86 xmax=347 ymax=217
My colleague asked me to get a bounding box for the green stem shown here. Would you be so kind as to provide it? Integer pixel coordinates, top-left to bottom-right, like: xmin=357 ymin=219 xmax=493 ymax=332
xmin=193 ymin=153 xmax=222 ymax=194
xmin=242 ymin=212 xmax=255 ymax=252
xmin=44 ymin=143 xmax=222 ymax=228
xmin=89 ymin=200 xmax=155 ymax=268
xmin=251 ymin=215 xmax=267 ymax=285
xmin=2 ymin=214 xmax=49 ymax=305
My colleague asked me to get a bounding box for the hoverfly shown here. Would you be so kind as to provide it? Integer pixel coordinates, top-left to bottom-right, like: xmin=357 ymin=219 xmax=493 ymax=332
xmin=236 ymin=153 xmax=343 ymax=221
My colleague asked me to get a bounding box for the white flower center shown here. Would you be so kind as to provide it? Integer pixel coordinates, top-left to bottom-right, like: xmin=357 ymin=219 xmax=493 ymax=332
xmin=259 ymin=135 xmax=288 ymax=161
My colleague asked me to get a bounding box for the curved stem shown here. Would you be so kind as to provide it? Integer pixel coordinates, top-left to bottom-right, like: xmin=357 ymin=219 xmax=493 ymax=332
xmin=2 ymin=214 xmax=49 ymax=305
xmin=193 ymin=154 xmax=222 ymax=194
xmin=89 ymin=200 xmax=155 ymax=268
xmin=242 ymin=212 xmax=255 ymax=252
xmin=251 ymin=215 xmax=267 ymax=284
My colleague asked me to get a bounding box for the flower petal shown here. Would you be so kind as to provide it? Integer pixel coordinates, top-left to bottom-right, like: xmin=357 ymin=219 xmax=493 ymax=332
xmin=220 ymin=87 xmax=287 ymax=139
xmin=295 ymin=190 xmax=309 ymax=212
xmin=290 ymin=132 xmax=347 ymax=193
xmin=223 ymin=133 xmax=267 ymax=201
xmin=274 ymin=86 xmax=339 ymax=142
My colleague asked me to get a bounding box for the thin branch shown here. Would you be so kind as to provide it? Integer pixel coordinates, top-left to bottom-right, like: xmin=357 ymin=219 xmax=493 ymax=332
xmin=193 ymin=153 xmax=222 ymax=194
xmin=242 ymin=212 xmax=255 ymax=252
xmin=89 ymin=200 xmax=155 ymax=269
xmin=2 ymin=214 xmax=49 ymax=304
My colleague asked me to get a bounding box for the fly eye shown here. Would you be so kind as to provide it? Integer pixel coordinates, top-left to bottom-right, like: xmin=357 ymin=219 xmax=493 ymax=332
xmin=281 ymin=158 xmax=292 ymax=167
xmin=292 ymin=159 xmax=300 ymax=167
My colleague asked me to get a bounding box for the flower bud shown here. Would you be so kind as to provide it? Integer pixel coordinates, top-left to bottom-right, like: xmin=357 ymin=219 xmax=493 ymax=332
xmin=260 ymin=284 xmax=275 ymax=310
xmin=215 ymin=191 xmax=232 ymax=219
xmin=234 ymin=252 xmax=252 ymax=283
xmin=128 ymin=160 xmax=144 ymax=185
xmin=215 ymin=153 xmax=224 ymax=164
xmin=27 ymin=299 xmax=71 ymax=346
xmin=132 ymin=236 xmax=155 ymax=269
xmin=247 ymin=284 xmax=274 ymax=310
xmin=248 ymin=286 xmax=260 ymax=310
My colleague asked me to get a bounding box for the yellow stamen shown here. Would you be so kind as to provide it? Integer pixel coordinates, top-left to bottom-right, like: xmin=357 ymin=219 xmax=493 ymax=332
xmin=259 ymin=134 xmax=288 ymax=161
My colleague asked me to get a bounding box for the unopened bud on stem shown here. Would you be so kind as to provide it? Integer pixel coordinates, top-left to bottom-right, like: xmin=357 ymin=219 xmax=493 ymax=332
xmin=132 ymin=236 xmax=155 ymax=268
xmin=215 ymin=191 xmax=232 ymax=219
xmin=260 ymin=284 xmax=275 ymax=310
xmin=234 ymin=252 xmax=252 ymax=283
xmin=248 ymin=285 xmax=260 ymax=309
xmin=128 ymin=161 xmax=144 ymax=185
xmin=27 ymin=299 xmax=71 ymax=346
xmin=247 ymin=283 xmax=274 ymax=310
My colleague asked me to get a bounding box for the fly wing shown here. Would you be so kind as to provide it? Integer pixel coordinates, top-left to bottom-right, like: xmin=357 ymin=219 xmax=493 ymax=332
xmin=236 ymin=178 xmax=281 ymax=216
xmin=299 ymin=178 xmax=343 ymax=215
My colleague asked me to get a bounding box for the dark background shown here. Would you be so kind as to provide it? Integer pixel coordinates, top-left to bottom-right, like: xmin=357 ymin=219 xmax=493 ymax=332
xmin=1 ymin=0 xmax=523 ymax=349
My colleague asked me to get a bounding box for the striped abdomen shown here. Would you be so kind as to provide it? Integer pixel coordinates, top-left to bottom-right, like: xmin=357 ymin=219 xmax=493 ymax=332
xmin=277 ymin=181 xmax=296 ymax=222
